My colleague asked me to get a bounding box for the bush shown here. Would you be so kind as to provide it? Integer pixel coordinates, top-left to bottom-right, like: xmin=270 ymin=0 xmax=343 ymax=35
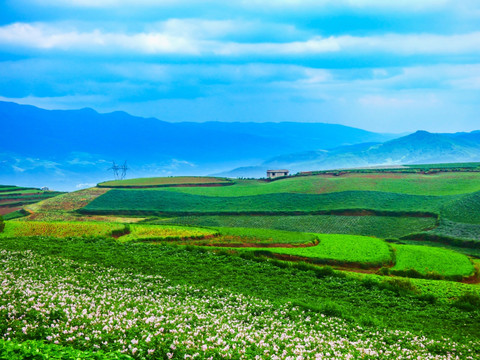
xmin=0 ymin=216 xmax=4 ymax=233
xmin=453 ymin=292 xmax=480 ymax=311
xmin=380 ymin=278 xmax=417 ymax=296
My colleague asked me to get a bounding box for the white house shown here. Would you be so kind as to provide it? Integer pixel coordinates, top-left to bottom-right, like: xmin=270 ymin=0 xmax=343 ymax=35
xmin=266 ymin=169 xmax=289 ymax=179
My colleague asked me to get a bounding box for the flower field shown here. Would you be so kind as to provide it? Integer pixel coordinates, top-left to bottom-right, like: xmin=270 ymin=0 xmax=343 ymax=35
xmin=1 ymin=249 xmax=478 ymax=359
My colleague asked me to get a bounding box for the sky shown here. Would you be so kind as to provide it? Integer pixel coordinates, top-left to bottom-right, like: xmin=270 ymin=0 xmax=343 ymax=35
xmin=1 ymin=0 xmax=480 ymax=133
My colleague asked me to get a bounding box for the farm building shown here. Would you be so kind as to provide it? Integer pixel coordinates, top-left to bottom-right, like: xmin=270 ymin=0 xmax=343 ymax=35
xmin=267 ymin=169 xmax=289 ymax=179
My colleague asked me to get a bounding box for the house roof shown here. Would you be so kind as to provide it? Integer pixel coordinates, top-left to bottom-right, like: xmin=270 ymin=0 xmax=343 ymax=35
xmin=267 ymin=169 xmax=289 ymax=172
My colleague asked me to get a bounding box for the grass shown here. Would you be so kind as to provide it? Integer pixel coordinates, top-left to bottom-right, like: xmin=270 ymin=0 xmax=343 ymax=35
xmin=151 ymin=172 xmax=480 ymax=197
xmin=81 ymin=189 xmax=451 ymax=215
xmin=392 ymin=244 xmax=474 ymax=277
xmin=155 ymin=214 xmax=437 ymax=239
xmin=98 ymin=176 xmax=233 ymax=188
xmin=219 ymin=234 xmax=393 ymax=267
xmin=1 ymin=236 xmax=479 ymax=345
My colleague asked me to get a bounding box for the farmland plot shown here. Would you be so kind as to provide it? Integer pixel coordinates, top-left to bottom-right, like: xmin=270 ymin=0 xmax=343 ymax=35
xmin=392 ymin=244 xmax=474 ymax=277
xmin=0 ymin=221 xmax=124 ymax=238
xmin=158 ymin=214 xmax=437 ymax=239
xmin=223 ymin=234 xmax=393 ymax=267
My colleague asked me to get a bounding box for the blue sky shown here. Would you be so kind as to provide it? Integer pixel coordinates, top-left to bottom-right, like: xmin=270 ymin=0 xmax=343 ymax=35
xmin=1 ymin=0 xmax=480 ymax=133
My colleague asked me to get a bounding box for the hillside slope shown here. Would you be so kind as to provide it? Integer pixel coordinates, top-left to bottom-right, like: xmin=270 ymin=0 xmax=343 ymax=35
xmin=222 ymin=131 xmax=480 ymax=177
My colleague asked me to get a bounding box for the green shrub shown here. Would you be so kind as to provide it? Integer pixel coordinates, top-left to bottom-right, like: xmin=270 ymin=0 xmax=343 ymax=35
xmin=380 ymin=278 xmax=417 ymax=296
xmin=0 ymin=216 xmax=4 ymax=233
xmin=453 ymin=292 xmax=480 ymax=311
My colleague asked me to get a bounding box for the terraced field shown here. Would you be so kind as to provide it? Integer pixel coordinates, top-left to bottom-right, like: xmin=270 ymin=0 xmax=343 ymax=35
xmin=0 ymin=185 xmax=63 ymax=217
xmin=153 ymin=172 xmax=480 ymax=197
xmin=0 ymin=220 xmax=125 ymax=238
xmin=0 ymin=220 xmax=215 ymax=242
xmin=218 ymin=234 xmax=393 ymax=267
xmin=156 ymin=214 xmax=437 ymax=239
xmin=391 ymin=244 xmax=474 ymax=278
xmin=98 ymin=176 xmax=233 ymax=188
xmin=80 ymin=189 xmax=450 ymax=215
xmin=120 ymin=224 xmax=217 ymax=242
xmin=441 ymin=191 xmax=480 ymax=224
xmin=189 ymin=227 xmax=318 ymax=246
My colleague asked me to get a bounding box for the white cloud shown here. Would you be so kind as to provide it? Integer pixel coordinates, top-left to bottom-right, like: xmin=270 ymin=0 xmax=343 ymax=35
xmin=29 ymin=0 xmax=451 ymax=11
xmin=2 ymin=22 xmax=480 ymax=57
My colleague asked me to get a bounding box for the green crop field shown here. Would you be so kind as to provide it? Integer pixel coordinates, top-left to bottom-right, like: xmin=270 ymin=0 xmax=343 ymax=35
xmin=98 ymin=176 xmax=233 ymax=188
xmin=392 ymin=244 xmax=474 ymax=277
xmin=441 ymin=191 xmax=480 ymax=224
xmin=221 ymin=234 xmax=393 ymax=266
xmin=156 ymin=214 xmax=437 ymax=239
xmin=81 ymin=189 xmax=451 ymax=215
xmin=147 ymin=172 xmax=480 ymax=197
xmin=120 ymin=224 xmax=218 ymax=242
xmin=424 ymin=219 xmax=480 ymax=242
xmin=192 ymin=227 xmax=318 ymax=246
xmin=0 ymin=220 xmax=125 ymax=238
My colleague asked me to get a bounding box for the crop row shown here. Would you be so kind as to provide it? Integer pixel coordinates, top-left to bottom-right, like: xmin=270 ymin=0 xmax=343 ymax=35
xmin=156 ymin=214 xmax=437 ymax=239
xmin=81 ymin=189 xmax=451 ymax=215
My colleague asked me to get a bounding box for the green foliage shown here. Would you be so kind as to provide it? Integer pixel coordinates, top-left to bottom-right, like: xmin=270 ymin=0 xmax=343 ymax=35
xmin=219 ymin=234 xmax=393 ymax=267
xmin=441 ymin=191 xmax=480 ymax=224
xmin=453 ymin=292 xmax=480 ymax=311
xmin=156 ymin=214 xmax=437 ymax=239
xmin=392 ymin=244 xmax=474 ymax=277
xmin=81 ymin=189 xmax=449 ymax=216
xmin=0 ymin=339 xmax=131 ymax=359
xmin=206 ymin=227 xmax=318 ymax=245
xmin=0 ymin=215 xmax=4 ymax=233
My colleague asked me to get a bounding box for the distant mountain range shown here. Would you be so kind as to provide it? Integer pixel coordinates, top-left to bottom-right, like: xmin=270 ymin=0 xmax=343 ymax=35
xmin=1 ymin=101 xmax=479 ymax=190
xmin=0 ymin=101 xmax=395 ymax=190
xmin=220 ymin=130 xmax=480 ymax=178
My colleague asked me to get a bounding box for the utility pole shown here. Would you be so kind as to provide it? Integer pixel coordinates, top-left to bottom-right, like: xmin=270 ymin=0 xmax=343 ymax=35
xmin=109 ymin=161 xmax=128 ymax=180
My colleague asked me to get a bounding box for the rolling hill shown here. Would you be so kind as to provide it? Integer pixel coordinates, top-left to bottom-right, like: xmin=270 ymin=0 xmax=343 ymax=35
xmin=222 ymin=130 xmax=480 ymax=177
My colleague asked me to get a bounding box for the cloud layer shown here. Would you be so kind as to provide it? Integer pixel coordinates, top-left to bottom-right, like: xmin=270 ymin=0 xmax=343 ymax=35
xmin=1 ymin=1 xmax=480 ymax=132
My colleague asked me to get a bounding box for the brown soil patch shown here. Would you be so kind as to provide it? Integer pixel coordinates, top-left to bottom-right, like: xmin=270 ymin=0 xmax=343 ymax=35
xmin=0 ymin=207 xmax=20 ymax=215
